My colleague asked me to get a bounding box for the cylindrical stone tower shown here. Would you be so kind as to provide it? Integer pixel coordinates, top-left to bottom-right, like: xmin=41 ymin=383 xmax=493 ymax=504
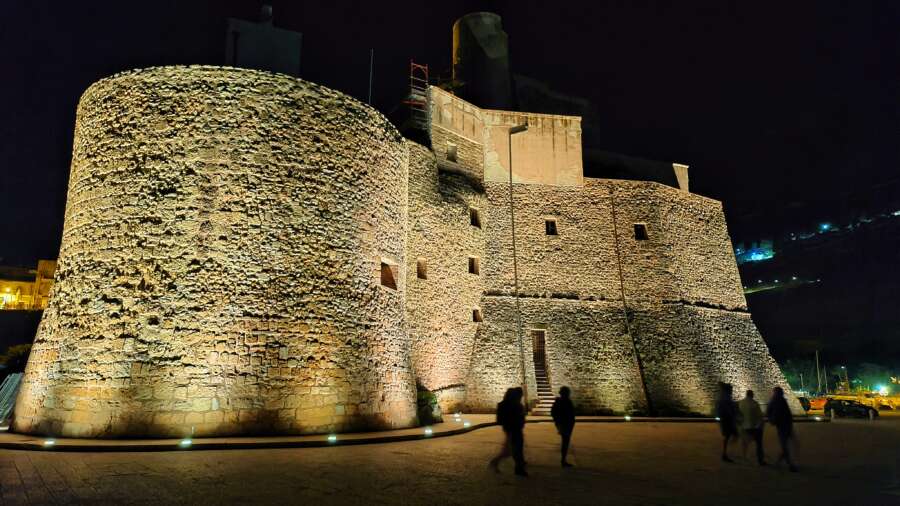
xmin=13 ymin=66 xmax=417 ymax=438
xmin=452 ymin=12 xmax=514 ymax=110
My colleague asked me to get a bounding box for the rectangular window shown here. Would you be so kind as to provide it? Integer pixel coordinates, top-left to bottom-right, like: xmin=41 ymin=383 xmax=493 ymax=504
xmin=380 ymin=261 xmax=398 ymax=289
xmin=545 ymin=219 xmax=558 ymax=236
xmin=470 ymin=207 xmax=481 ymax=228
xmin=634 ymin=223 xmax=649 ymax=241
xmin=468 ymin=256 xmax=480 ymax=275
xmin=447 ymin=143 xmax=458 ymax=162
xmin=473 ymin=308 xmax=483 ymax=322
xmin=416 ymin=258 xmax=427 ymax=279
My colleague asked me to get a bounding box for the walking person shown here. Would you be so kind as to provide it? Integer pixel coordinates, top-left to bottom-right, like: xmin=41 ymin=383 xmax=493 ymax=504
xmin=551 ymin=386 xmax=576 ymax=467
xmin=489 ymin=387 xmax=528 ymax=476
xmin=738 ymin=390 xmax=766 ymax=465
xmin=767 ymin=386 xmax=798 ymax=472
xmin=715 ymin=382 xmax=738 ymax=462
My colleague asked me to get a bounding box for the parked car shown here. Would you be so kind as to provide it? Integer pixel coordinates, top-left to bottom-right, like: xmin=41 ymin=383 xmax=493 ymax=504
xmin=823 ymin=399 xmax=879 ymax=419
xmin=809 ymin=397 xmax=828 ymax=410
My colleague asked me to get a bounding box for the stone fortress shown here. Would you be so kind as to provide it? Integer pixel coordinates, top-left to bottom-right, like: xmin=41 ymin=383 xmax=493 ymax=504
xmin=13 ymin=14 xmax=798 ymax=438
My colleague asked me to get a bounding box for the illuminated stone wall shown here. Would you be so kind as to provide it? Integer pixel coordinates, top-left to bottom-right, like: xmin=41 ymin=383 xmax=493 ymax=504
xmin=405 ymin=143 xmax=485 ymax=412
xmin=464 ymin=178 xmax=799 ymax=414
xmin=16 ymin=68 xmax=797 ymax=437
xmin=14 ymin=66 xmax=418 ymax=438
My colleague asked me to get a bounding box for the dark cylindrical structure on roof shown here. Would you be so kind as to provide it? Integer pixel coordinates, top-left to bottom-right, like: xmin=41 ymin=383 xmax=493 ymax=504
xmin=452 ymin=12 xmax=513 ymax=110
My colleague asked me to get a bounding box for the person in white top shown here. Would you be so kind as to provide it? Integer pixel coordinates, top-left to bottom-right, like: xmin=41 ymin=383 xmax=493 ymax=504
xmin=737 ymin=390 xmax=766 ymax=466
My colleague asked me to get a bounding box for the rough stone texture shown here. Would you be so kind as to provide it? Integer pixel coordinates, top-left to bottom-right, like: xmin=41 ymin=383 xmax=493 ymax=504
xmin=630 ymin=303 xmax=793 ymax=415
xmin=465 ymin=297 xmax=647 ymax=414
xmin=465 ymin=176 xmax=798 ymax=414
xmin=14 ymin=66 xmax=418 ymax=438
xmin=17 ymin=70 xmax=798 ymax=437
xmin=405 ymin=144 xmax=484 ymax=413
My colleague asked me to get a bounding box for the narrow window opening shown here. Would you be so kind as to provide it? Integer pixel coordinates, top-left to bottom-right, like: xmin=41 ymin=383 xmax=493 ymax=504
xmin=380 ymin=261 xmax=398 ymax=289
xmin=634 ymin=223 xmax=649 ymax=241
xmin=447 ymin=143 xmax=458 ymax=162
xmin=545 ymin=219 xmax=558 ymax=236
xmin=470 ymin=207 xmax=481 ymax=228
xmin=468 ymin=256 xmax=480 ymax=275
xmin=416 ymin=258 xmax=427 ymax=279
xmin=473 ymin=308 xmax=483 ymax=322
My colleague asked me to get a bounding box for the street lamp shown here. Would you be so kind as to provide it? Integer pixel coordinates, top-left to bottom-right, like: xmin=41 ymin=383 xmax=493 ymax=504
xmin=508 ymin=122 xmax=528 ymax=409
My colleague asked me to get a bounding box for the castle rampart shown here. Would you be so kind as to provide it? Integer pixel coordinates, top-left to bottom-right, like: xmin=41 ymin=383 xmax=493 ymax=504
xmin=14 ymin=66 xmax=418 ymax=437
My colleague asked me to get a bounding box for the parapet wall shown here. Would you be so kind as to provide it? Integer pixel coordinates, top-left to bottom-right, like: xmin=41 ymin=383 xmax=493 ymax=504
xmin=14 ymin=66 xmax=418 ymax=438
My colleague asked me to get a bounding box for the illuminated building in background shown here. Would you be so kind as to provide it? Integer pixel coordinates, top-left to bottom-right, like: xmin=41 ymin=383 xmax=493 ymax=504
xmin=0 ymin=260 xmax=56 ymax=310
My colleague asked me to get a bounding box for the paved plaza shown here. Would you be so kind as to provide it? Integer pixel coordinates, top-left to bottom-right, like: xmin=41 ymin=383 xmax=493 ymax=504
xmin=1 ymin=417 xmax=899 ymax=505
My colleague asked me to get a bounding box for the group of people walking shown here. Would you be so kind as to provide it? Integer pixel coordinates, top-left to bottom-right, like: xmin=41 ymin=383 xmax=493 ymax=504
xmin=716 ymin=383 xmax=798 ymax=472
xmin=489 ymin=383 xmax=800 ymax=477
xmin=489 ymin=386 xmax=575 ymax=476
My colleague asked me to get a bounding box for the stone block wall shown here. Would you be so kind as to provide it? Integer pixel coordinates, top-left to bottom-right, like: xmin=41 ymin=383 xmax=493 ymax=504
xmin=14 ymin=66 xmax=418 ymax=438
xmin=630 ymin=303 xmax=801 ymax=414
xmin=465 ymin=296 xmax=648 ymax=414
xmin=467 ymin=177 xmax=798 ymax=414
xmin=405 ymin=143 xmax=485 ymax=412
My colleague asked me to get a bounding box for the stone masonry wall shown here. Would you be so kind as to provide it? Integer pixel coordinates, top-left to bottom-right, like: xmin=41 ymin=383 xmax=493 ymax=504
xmin=465 ymin=296 xmax=648 ymax=414
xmin=14 ymin=66 xmax=418 ymax=438
xmin=405 ymin=143 xmax=485 ymax=412
xmin=630 ymin=303 xmax=801 ymax=414
xmin=468 ymin=177 xmax=798 ymax=414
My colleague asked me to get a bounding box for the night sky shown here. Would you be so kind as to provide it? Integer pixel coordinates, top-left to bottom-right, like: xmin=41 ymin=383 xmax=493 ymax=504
xmin=2 ymin=1 xmax=898 ymax=363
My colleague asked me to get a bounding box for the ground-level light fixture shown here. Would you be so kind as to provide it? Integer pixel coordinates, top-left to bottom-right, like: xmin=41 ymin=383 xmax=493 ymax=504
xmin=179 ymin=438 xmax=192 ymax=447
xmin=424 ymin=427 xmax=433 ymax=436
xmin=43 ymin=439 xmax=56 ymax=447
xmin=624 ymin=415 xmax=632 ymax=422
xmin=463 ymin=421 xmax=471 ymax=428
xmin=813 ymin=416 xmax=823 ymax=421
xmin=327 ymin=434 xmax=338 ymax=443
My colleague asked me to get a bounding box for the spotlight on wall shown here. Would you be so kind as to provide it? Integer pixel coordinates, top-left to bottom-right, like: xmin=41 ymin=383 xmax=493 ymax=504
xmin=327 ymin=434 xmax=338 ymax=443
xmin=43 ymin=439 xmax=56 ymax=447
xmin=424 ymin=427 xmax=433 ymax=436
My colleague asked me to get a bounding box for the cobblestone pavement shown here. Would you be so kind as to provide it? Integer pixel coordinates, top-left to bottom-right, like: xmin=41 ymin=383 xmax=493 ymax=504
xmin=1 ymin=419 xmax=899 ymax=505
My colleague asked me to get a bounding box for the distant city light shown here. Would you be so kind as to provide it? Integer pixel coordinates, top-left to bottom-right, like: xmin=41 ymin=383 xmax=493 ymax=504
xmin=792 ymin=276 xmax=797 ymax=281
xmin=877 ymin=385 xmax=889 ymax=396
xmin=819 ymin=222 xmax=832 ymax=232
xmin=774 ymin=279 xmax=779 ymax=283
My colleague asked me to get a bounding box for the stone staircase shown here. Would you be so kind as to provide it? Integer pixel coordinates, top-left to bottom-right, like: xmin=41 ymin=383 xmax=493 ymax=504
xmin=530 ymin=362 xmax=554 ymax=416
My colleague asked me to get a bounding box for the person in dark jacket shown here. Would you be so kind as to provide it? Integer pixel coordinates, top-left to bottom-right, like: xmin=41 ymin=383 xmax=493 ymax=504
xmin=551 ymin=386 xmax=576 ymax=467
xmin=766 ymin=386 xmax=798 ymax=472
xmin=489 ymin=387 xmax=528 ymax=476
xmin=715 ymin=382 xmax=738 ymax=462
